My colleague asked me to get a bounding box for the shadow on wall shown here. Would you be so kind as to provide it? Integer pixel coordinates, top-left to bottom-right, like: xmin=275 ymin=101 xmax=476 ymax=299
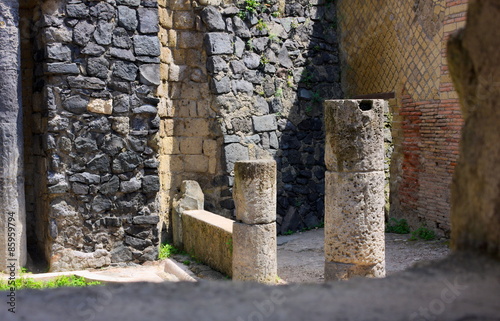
xmin=275 ymin=1 xmax=342 ymax=233
xmin=158 ymin=0 xmax=342 ymax=235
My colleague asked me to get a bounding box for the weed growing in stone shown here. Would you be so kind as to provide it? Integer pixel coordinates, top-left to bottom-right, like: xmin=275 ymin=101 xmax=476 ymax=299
xmin=158 ymin=243 xmax=181 ymax=259
xmin=256 ymin=19 xmax=268 ymax=31
xmin=238 ymin=0 xmax=262 ymax=19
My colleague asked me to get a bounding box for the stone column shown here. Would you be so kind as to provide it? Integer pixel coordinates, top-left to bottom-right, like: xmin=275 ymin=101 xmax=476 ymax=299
xmin=324 ymin=100 xmax=386 ymax=281
xmin=232 ymin=160 xmax=277 ymax=283
xmin=0 ymin=0 xmax=27 ymax=271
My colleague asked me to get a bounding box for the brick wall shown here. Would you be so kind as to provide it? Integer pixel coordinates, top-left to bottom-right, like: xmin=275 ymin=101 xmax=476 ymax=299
xmin=338 ymin=0 xmax=467 ymax=235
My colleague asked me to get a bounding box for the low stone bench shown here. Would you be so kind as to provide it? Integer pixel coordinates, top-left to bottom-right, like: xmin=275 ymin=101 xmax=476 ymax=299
xmin=182 ymin=210 xmax=234 ymax=277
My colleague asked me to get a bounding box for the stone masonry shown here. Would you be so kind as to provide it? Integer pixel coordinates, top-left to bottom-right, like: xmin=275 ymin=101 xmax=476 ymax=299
xmin=324 ymin=100 xmax=386 ymax=280
xmin=26 ymin=0 xmax=162 ymax=271
xmin=157 ymin=0 xmax=342 ymax=234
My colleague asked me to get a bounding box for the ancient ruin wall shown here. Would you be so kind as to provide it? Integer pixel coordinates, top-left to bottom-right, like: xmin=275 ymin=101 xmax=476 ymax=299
xmin=337 ymin=0 xmax=468 ymax=235
xmin=30 ymin=0 xmax=162 ymax=271
xmin=158 ymin=0 xmax=342 ymax=233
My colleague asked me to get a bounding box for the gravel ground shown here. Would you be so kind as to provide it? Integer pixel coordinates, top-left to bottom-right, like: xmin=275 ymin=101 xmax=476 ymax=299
xmin=277 ymin=228 xmax=450 ymax=283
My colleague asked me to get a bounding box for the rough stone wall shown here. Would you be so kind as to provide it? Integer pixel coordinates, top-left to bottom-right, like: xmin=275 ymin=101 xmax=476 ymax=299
xmin=337 ymin=0 xmax=468 ymax=235
xmin=32 ymin=0 xmax=161 ymax=271
xmin=157 ymin=0 xmax=341 ymax=233
xmin=448 ymin=0 xmax=500 ymax=257
xmin=204 ymin=0 xmax=342 ymax=232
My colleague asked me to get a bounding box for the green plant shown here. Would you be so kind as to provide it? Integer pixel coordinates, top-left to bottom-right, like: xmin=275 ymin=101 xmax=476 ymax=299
xmin=0 ymin=274 xmax=100 ymax=291
xmin=410 ymin=226 xmax=436 ymax=241
xmin=238 ymin=0 xmax=262 ymax=19
xmin=226 ymin=238 xmax=233 ymax=253
xmin=300 ymin=70 xmax=313 ymax=86
xmin=271 ymin=10 xmax=281 ymax=18
xmin=305 ymin=105 xmax=313 ymax=113
xmin=260 ymin=55 xmax=270 ymax=65
xmin=385 ymin=218 xmax=411 ymax=234
xmin=246 ymin=39 xmax=254 ymax=51
xmin=311 ymin=91 xmax=323 ymax=104
xmin=274 ymin=88 xmax=283 ymax=98
xmin=283 ymin=230 xmax=294 ymax=236
xmin=182 ymin=260 xmax=191 ymax=266
xmin=268 ymin=33 xmax=281 ymax=44
xmin=158 ymin=243 xmax=181 ymax=260
xmin=256 ymin=19 xmax=268 ymax=31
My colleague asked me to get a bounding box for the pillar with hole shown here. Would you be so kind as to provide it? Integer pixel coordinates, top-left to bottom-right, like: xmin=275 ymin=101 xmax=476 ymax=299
xmin=324 ymin=100 xmax=386 ymax=281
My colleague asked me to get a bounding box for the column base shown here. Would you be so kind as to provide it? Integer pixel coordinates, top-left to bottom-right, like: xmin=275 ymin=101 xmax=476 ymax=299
xmin=324 ymin=261 xmax=385 ymax=281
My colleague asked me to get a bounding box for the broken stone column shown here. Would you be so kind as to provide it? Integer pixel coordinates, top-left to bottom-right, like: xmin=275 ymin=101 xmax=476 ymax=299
xmin=324 ymin=100 xmax=386 ymax=281
xmin=0 ymin=0 xmax=27 ymax=272
xmin=171 ymin=181 xmax=204 ymax=249
xmin=232 ymin=160 xmax=277 ymax=283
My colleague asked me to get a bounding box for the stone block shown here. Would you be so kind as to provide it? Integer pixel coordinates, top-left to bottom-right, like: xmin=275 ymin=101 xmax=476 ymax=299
xmin=201 ymin=6 xmax=225 ymax=31
xmin=159 ymin=8 xmax=173 ymax=29
xmin=138 ymin=7 xmax=159 ymax=34
xmin=184 ymin=155 xmax=209 ymax=173
xmin=224 ymin=143 xmax=249 ymax=173
xmin=117 ymin=6 xmax=138 ymax=30
xmin=94 ymin=21 xmax=114 ymax=45
xmin=178 ymin=32 xmax=203 ymax=49
xmin=324 ymin=100 xmax=385 ymax=172
xmin=182 ymin=210 xmax=233 ymax=277
xmin=203 ymin=139 xmax=218 ymax=157
xmin=173 ymin=11 xmax=196 ymax=29
xmin=44 ymin=63 xmax=79 ymax=75
xmin=133 ymin=35 xmax=161 ymax=56
xmin=174 ymin=118 xmax=210 ymax=137
xmin=87 ymin=98 xmax=113 ymax=115
xmin=204 ymin=33 xmax=233 ymax=55
xmin=233 ymin=160 xmax=276 ymax=225
xmin=324 ymin=171 xmax=385 ymax=265
xmin=252 ymin=115 xmax=277 ymax=132
xmin=179 ymin=137 xmax=203 ymax=154
xmin=232 ymin=222 xmax=277 ymax=283
xmin=139 ymin=64 xmax=161 ymax=85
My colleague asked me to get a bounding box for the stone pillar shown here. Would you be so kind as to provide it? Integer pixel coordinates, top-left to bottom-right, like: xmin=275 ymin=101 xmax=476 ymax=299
xmin=447 ymin=0 xmax=500 ymax=258
xmin=232 ymin=160 xmax=277 ymax=283
xmin=0 ymin=0 xmax=27 ymax=271
xmin=171 ymin=181 xmax=204 ymax=249
xmin=324 ymin=100 xmax=386 ymax=281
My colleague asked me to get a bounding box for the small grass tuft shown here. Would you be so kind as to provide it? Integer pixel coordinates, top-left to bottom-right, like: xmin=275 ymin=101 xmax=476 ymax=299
xmin=409 ymin=226 xmax=436 ymax=241
xmin=385 ymin=218 xmax=410 ymax=234
xmin=0 ymin=274 xmax=100 ymax=291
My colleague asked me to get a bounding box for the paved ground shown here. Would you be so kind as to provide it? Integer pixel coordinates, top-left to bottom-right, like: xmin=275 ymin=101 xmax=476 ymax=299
xmin=277 ymin=228 xmax=450 ymax=283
